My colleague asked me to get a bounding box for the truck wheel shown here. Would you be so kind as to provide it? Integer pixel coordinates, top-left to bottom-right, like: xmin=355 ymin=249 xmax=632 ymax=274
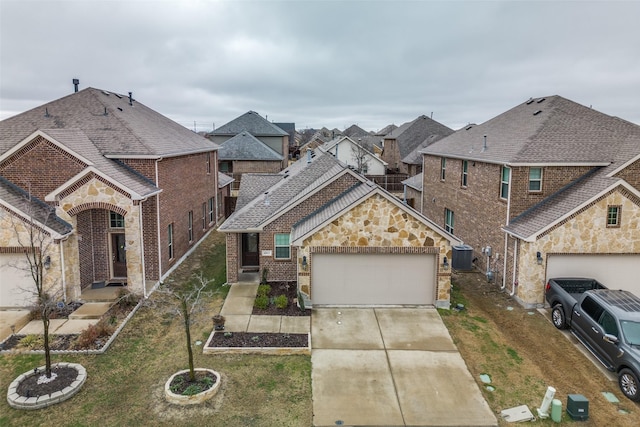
xmin=619 ymin=369 xmax=640 ymax=402
xmin=551 ymin=305 xmax=566 ymax=329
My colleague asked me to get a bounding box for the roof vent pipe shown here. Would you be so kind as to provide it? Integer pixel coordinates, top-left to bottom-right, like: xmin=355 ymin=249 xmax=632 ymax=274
xmin=482 ymin=135 xmax=487 ymax=152
xmin=128 ymin=92 xmax=133 ymax=106
xmin=73 ymin=78 xmax=79 ymax=93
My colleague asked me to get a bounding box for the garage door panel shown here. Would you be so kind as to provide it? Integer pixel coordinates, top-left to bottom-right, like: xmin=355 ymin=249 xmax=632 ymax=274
xmin=0 ymin=254 xmax=36 ymax=308
xmin=312 ymin=253 xmax=435 ymax=305
xmin=547 ymin=254 xmax=640 ymax=296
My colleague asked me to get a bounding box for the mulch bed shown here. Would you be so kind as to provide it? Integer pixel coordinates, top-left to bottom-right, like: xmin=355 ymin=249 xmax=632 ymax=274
xmin=0 ymin=334 xmax=80 ymax=351
xmin=251 ymin=281 xmax=310 ymax=317
xmin=15 ymin=366 xmax=78 ymax=397
xmin=208 ymin=332 xmax=308 ymax=348
xmin=169 ymin=370 xmax=217 ymax=395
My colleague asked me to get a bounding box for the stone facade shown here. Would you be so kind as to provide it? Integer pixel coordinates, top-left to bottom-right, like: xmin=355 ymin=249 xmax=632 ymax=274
xmin=297 ymin=194 xmax=453 ymax=307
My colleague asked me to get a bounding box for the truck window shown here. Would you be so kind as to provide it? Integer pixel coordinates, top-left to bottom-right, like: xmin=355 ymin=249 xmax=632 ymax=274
xmin=599 ymin=311 xmax=618 ymax=337
xmin=581 ymin=296 xmax=604 ymax=321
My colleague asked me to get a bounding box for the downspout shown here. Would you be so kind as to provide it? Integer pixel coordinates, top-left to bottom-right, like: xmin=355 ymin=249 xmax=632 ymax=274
xmin=510 ymin=238 xmax=518 ymax=296
xmin=139 ymin=200 xmax=147 ymax=298
xmin=501 ymin=234 xmax=508 ymax=290
xmin=402 ymin=183 xmax=407 ymax=204
xmin=155 ymin=159 xmax=163 ymax=285
xmin=60 ymin=238 xmax=67 ymax=302
xmin=504 ymin=165 xmax=512 ymax=292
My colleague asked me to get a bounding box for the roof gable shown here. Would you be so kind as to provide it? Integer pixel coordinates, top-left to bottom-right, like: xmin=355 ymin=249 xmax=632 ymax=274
xmin=218 ymin=132 xmax=283 ymax=161
xmin=386 ymin=115 xmax=454 ymax=159
xmin=213 ymin=111 xmax=288 ymax=137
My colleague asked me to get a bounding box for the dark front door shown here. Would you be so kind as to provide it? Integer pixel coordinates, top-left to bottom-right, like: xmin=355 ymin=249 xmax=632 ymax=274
xmin=111 ymin=233 xmax=127 ymax=278
xmin=241 ymin=233 xmax=259 ymax=267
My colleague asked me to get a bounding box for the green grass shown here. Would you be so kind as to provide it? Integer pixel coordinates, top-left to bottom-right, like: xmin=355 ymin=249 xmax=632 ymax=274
xmin=0 ymin=231 xmax=312 ymax=426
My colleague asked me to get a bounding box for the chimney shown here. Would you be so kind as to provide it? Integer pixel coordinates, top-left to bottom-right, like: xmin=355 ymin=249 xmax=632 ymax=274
xmin=128 ymin=92 xmax=133 ymax=106
xmin=72 ymin=78 xmax=79 ymax=93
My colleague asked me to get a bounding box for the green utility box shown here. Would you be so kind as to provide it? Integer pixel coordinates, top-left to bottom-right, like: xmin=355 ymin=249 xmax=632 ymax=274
xmin=567 ymin=394 xmax=589 ymax=421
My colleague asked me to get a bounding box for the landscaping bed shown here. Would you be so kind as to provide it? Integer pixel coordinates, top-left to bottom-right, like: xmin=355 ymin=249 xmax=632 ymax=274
xmin=251 ymin=281 xmax=310 ymax=317
xmin=207 ymin=332 xmax=308 ymax=348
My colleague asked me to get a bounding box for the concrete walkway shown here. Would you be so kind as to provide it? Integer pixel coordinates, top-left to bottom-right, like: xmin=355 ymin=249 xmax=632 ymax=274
xmin=219 ymin=282 xmax=310 ymax=334
xmin=311 ymin=308 xmax=497 ymax=427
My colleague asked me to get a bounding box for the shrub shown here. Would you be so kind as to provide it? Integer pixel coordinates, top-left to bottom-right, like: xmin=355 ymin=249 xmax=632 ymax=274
xmin=18 ymin=334 xmax=45 ymax=349
xmin=257 ymin=284 xmax=271 ymax=297
xmin=115 ymin=288 xmax=140 ymax=309
xmin=274 ymin=294 xmax=288 ymax=309
xmin=254 ymin=295 xmax=269 ymax=309
xmin=74 ymin=319 xmax=116 ymax=349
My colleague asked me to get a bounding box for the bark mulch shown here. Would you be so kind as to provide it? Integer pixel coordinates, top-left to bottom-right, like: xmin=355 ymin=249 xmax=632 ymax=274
xmin=251 ymin=281 xmax=310 ymax=317
xmin=15 ymin=366 xmax=78 ymax=397
xmin=208 ymin=332 xmax=308 ymax=348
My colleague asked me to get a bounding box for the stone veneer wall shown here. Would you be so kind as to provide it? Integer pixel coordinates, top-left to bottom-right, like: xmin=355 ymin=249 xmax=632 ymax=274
xmin=297 ymin=194 xmax=452 ymax=307
xmin=515 ymin=188 xmax=640 ymax=307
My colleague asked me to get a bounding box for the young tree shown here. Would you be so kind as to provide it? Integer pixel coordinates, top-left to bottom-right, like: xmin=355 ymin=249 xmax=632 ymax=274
xmin=351 ymin=139 xmax=371 ymax=175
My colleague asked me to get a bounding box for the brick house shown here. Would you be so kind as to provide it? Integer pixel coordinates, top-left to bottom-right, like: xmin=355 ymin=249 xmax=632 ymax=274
xmin=420 ymin=96 xmax=640 ymax=307
xmin=0 ymin=88 xmax=220 ymax=307
xmin=219 ymin=150 xmax=459 ymax=308
xmin=382 ymin=115 xmax=453 ymax=176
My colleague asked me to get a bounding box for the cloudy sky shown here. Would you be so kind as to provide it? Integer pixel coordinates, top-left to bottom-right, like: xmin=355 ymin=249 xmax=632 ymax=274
xmin=1 ymin=0 xmax=639 ymax=133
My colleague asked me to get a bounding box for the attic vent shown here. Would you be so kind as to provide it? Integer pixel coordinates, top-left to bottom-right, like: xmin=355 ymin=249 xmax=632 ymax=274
xmin=114 ymin=93 xmax=122 ymax=99
xmin=536 ymin=98 xmax=546 ymax=104
xmin=102 ymin=91 xmax=110 ymax=96
xmin=526 ymin=98 xmax=534 ymax=105
xmin=117 ymin=107 xmax=123 ymax=112
xmin=465 ymin=125 xmax=473 ymax=131
xmin=533 ymin=110 xmax=542 ymax=116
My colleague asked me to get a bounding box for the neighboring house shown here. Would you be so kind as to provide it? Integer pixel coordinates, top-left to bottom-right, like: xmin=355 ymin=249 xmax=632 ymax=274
xmin=383 ymin=115 xmax=454 ymax=176
xmin=219 ymin=150 xmax=459 ymax=308
xmin=342 ymin=124 xmax=371 ymax=139
xmin=216 ymin=131 xmax=284 ymax=191
xmin=0 ymin=87 xmax=219 ymax=307
xmin=273 ymin=122 xmax=296 ymax=159
xmin=208 ymin=111 xmax=289 ymax=170
xmin=401 ymin=172 xmax=423 ymax=210
xmin=420 ymin=96 xmax=640 ymax=307
xmin=320 ymin=136 xmax=387 ymax=175
xmin=218 ymin=172 xmax=235 ymax=219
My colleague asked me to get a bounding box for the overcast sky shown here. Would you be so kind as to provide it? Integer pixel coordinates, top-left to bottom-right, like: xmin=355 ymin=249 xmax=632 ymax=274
xmin=1 ymin=0 xmax=639 ymax=133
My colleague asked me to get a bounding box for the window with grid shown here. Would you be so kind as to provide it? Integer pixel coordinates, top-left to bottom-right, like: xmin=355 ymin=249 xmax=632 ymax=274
xmin=188 ymin=211 xmax=193 ymax=242
xmin=206 ymin=152 xmax=211 ymax=174
xmin=110 ymin=211 xmax=124 ymax=228
xmin=274 ymin=233 xmax=291 ymax=259
xmin=440 ymin=157 xmax=446 ymax=181
xmin=461 ymin=160 xmax=468 ymax=187
xmin=208 ymin=197 xmax=214 ymax=223
xmin=500 ymin=166 xmax=510 ymax=199
xmin=202 ymin=202 xmax=207 ymax=229
xmin=445 ymin=208 xmax=454 ymax=234
xmin=168 ymin=223 xmax=174 ymax=259
xmin=529 ymin=167 xmax=542 ymax=192
xmin=607 ymin=206 xmax=621 ymax=227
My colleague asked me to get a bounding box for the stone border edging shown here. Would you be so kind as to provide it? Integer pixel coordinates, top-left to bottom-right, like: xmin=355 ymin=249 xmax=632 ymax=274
xmin=202 ymin=331 xmax=311 ymax=355
xmin=0 ymin=300 xmax=143 ymax=356
xmin=7 ymin=362 xmax=86 ymax=410
xmin=164 ymin=368 xmax=221 ymax=405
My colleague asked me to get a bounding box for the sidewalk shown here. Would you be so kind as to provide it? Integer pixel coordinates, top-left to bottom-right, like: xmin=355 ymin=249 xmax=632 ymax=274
xmin=219 ymin=282 xmax=310 ymax=334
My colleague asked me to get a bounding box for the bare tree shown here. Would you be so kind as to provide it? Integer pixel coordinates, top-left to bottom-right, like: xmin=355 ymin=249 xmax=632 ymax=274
xmin=157 ymin=273 xmax=214 ymax=381
xmin=351 ymin=139 xmax=371 ymax=175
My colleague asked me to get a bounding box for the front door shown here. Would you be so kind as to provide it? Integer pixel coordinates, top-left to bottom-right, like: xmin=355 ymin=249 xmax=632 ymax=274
xmin=241 ymin=233 xmax=259 ymax=267
xmin=111 ymin=233 xmax=127 ymax=278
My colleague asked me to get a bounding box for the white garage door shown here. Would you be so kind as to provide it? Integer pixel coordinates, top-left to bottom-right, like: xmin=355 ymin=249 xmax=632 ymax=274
xmin=547 ymin=254 xmax=640 ymax=296
xmin=312 ymin=253 xmax=436 ymax=305
xmin=0 ymin=254 xmax=36 ymax=308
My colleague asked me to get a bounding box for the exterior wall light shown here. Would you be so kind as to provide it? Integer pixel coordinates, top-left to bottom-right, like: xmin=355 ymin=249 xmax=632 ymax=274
xmin=442 ymin=256 xmax=449 ymax=270
xmin=536 ymin=251 xmax=543 ymax=265
xmin=44 ymin=255 xmax=51 ymax=270
xmin=302 ymin=255 xmax=308 ymax=270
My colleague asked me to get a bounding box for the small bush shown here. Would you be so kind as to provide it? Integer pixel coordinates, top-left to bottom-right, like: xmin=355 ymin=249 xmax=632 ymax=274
xmin=115 ymin=288 xmax=140 ymax=309
xmin=260 ymin=267 xmax=269 ymax=285
xmin=17 ymin=334 xmax=45 ymax=349
xmin=74 ymin=319 xmax=116 ymax=349
xmin=254 ymin=295 xmax=269 ymax=309
xmin=257 ymin=284 xmax=271 ymax=297
xmin=274 ymin=294 xmax=288 ymax=309
xmin=183 ymin=384 xmax=204 ymax=395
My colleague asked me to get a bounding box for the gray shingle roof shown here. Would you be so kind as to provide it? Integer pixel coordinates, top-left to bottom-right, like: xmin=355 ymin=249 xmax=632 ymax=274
xmin=402 ymin=173 xmax=423 ymax=191
xmin=218 ymin=172 xmax=235 ymax=189
xmin=0 ymin=88 xmax=218 ymax=158
xmin=342 ymin=124 xmax=372 ymax=138
xmin=212 ymin=111 xmax=288 ymax=136
xmin=0 ymin=175 xmax=72 ymax=237
xmin=219 ymin=151 xmax=357 ymax=231
xmin=218 ymin=132 xmax=283 ymax=161
xmin=386 ymin=115 xmax=454 ymax=160
xmin=421 ymin=96 xmax=640 ymax=165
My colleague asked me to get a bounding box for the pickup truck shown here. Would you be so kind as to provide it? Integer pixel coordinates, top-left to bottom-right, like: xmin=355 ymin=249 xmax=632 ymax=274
xmin=545 ymin=277 xmax=640 ymax=402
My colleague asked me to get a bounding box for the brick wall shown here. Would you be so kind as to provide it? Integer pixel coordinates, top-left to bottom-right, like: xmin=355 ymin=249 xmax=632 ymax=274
xmin=76 ymin=210 xmax=94 ymax=287
xmin=120 ymin=158 xmax=156 ymax=181
xmin=233 ymin=160 xmax=282 ymax=174
xmin=226 ymin=233 xmax=239 ymax=283
xmin=142 ymin=196 xmax=159 ymax=281
xmin=157 ymin=152 xmax=217 ymax=276
xmin=382 ymin=138 xmax=400 ymax=172
xmin=0 ymin=136 xmax=85 ymax=200
xmin=615 ymin=158 xmax=640 ymax=189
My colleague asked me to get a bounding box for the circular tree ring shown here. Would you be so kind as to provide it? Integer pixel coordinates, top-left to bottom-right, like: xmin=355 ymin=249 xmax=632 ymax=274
xmin=164 ymin=368 xmax=221 ymax=405
xmin=7 ymin=363 xmax=87 ymax=410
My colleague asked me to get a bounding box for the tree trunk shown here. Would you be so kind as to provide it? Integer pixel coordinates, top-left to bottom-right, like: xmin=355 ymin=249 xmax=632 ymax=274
xmin=182 ymin=300 xmax=195 ymax=382
xmin=43 ymin=315 xmax=52 ymax=377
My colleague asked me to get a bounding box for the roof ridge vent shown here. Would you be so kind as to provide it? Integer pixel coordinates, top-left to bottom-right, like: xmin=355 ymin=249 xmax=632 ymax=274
xmin=533 ymin=110 xmax=542 ymax=116
xmin=526 ymin=98 xmax=534 ymax=105
xmin=536 ymin=98 xmax=546 ymax=104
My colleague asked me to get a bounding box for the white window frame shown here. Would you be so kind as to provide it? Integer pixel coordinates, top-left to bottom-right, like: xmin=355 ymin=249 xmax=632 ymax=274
xmin=607 ymin=205 xmax=621 ymax=227
xmin=500 ymin=166 xmax=511 ymax=200
xmin=529 ymin=167 xmax=542 ymax=192
xmin=206 ymin=152 xmax=211 ymax=174
xmin=461 ymin=160 xmax=468 ymax=187
xmin=109 ymin=211 xmax=125 ymax=228
xmin=202 ymin=202 xmax=207 ymax=230
xmin=274 ymin=233 xmax=291 ymax=260
xmin=188 ymin=210 xmax=193 ymax=242
xmin=445 ymin=208 xmax=454 ymax=234
xmin=168 ymin=223 xmax=174 ymax=259
xmin=440 ymin=157 xmax=446 ymax=181
xmin=208 ymin=197 xmax=214 ymax=224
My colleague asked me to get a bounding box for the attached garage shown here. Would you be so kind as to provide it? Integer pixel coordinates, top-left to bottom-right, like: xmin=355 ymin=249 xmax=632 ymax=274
xmin=546 ymin=254 xmax=640 ymax=296
xmin=0 ymin=254 xmax=36 ymax=308
xmin=311 ymin=253 xmax=436 ymax=305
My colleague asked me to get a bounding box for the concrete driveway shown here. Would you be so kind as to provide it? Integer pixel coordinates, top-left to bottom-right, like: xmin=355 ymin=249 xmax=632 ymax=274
xmin=311 ymin=308 xmax=497 ymax=427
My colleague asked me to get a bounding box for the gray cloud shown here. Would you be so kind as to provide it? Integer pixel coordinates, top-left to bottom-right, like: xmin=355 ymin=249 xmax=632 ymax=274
xmin=1 ymin=0 xmax=639 ymax=133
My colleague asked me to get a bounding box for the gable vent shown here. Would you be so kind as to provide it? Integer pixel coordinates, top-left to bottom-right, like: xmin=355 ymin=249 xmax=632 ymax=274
xmin=536 ymin=98 xmax=546 ymax=104
xmin=533 ymin=110 xmax=542 ymax=116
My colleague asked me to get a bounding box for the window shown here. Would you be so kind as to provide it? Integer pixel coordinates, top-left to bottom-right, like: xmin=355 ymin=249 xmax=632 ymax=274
xmin=440 ymin=158 xmax=446 ymax=181
xmin=461 ymin=160 xmax=468 ymax=187
xmin=607 ymin=206 xmax=620 ymax=227
xmin=217 ymin=193 xmax=223 ymax=219
xmin=529 ymin=167 xmax=542 ymax=192
xmin=445 ymin=208 xmax=454 ymax=234
xmin=208 ymin=197 xmax=214 ymax=224
xmin=219 ymin=161 xmax=231 ymax=173
xmin=599 ymin=311 xmax=619 ymax=337
xmin=206 ymin=152 xmax=211 ymax=174
xmin=109 ymin=211 xmax=124 ymax=228
xmin=202 ymin=203 xmax=207 ymax=229
xmin=500 ymin=166 xmax=511 ymax=199
xmin=188 ymin=211 xmax=193 ymax=242
xmin=168 ymin=223 xmax=174 ymax=259
xmin=581 ymin=296 xmax=604 ymax=321
xmin=274 ymin=233 xmax=291 ymax=259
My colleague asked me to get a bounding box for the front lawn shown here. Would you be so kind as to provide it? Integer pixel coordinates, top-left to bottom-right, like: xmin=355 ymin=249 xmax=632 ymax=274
xmin=0 ymin=231 xmax=312 ymax=427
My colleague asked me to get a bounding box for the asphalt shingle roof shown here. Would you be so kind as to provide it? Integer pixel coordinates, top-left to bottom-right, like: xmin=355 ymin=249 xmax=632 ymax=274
xmin=218 ymin=172 xmax=234 ymax=189
xmin=218 ymin=132 xmax=283 ymax=161
xmin=212 ymin=111 xmax=288 ymax=136
xmin=387 ymin=115 xmax=454 ymax=160
xmin=402 ymin=173 xmax=423 ymax=191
